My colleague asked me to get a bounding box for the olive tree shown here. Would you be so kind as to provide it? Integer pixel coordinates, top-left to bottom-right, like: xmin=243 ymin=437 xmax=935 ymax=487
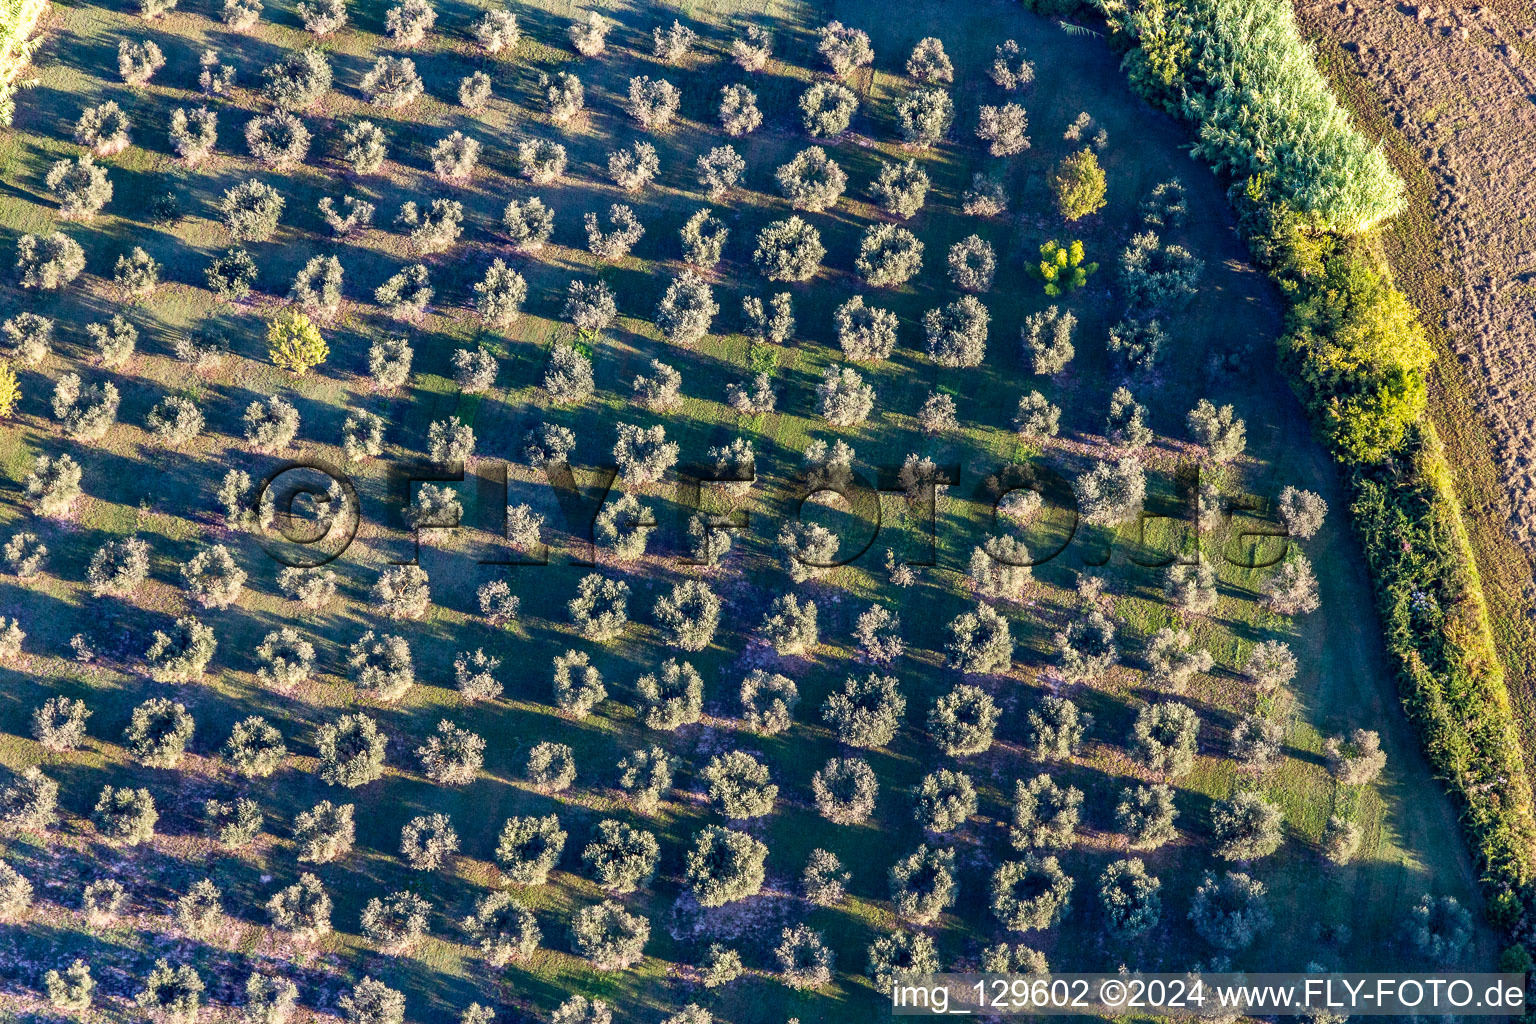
xmin=1243 ymin=639 xmax=1297 ymax=691
xmin=913 ymin=769 xmax=976 ymax=833
xmin=245 ymin=111 xmax=311 ymax=168
xmin=817 ymin=20 xmax=872 ymax=78
xmin=1121 ymin=230 xmax=1203 ymax=309
xmin=400 ymin=812 xmax=460 ymax=871
xmin=924 ymin=295 xmax=989 ymax=368
xmin=1278 ymin=486 xmax=1328 ymax=540
xmin=719 ymin=84 xmax=761 ymax=136
xmin=817 ymin=366 xmax=875 ymax=426
xmin=448 ymin=648 xmax=499 ymax=701
xmin=607 ymin=140 xmax=658 ymax=191
xmin=990 ymin=855 xmax=1072 ymax=933
xmin=525 ymin=742 xmax=576 ymax=792
xmin=1116 ymin=783 xmax=1178 ymax=849
xmin=896 ymin=87 xmax=952 ymax=147
xmin=702 ymin=750 xmax=777 ymax=819
xmin=564 ymin=279 xmax=618 ymax=335
xmin=44 ymin=960 xmax=94 ymax=1012
xmin=224 ymin=714 xmax=287 ymax=776
xmin=944 ymin=603 xmax=1013 ymax=674
xmin=25 ymin=454 xmax=82 ymax=517
xmin=1230 ymin=714 xmax=1284 ymax=772
xmin=1107 ymin=317 xmax=1166 ymax=373
xmin=3 ymin=312 xmax=52 ymax=364
xmin=568 ymin=11 xmax=608 ymax=55
xmin=416 ymin=720 xmax=485 ymax=786
xmin=1261 ymin=554 xmax=1321 ymax=615
xmin=338 ymin=977 xmax=404 ymax=1024
xmin=1211 ymin=791 xmax=1284 ymax=860
xmin=361 ymin=891 xmax=429 ymax=951
xmin=799 ymin=82 xmax=856 ymax=137
xmin=74 ymin=100 xmax=131 ymax=153
xmin=571 ymin=900 xmax=649 ymax=970
xmin=823 ymin=672 xmax=905 ymax=748
xmin=297 ymin=0 xmax=344 ymax=33
xmin=136 ymin=961 xmax=203 ymax=1023
xmin=754 ymin=217 xmax=824 ymax=281
xmin=494 ymin=814 xmax=566 ymax=885
xmin=1187 ymin=398 xmax=1247 ymax=462
xmin=1145 ymin=627 xmax=1214 ymax=692
xmin=46 ymin=154 xmax=114 ymax=218
xmin=518 ymin=139 xmax=567 ymax=183
xmin=144 ymin=616 xmax=217 ymax=683
xmin=889 ymin=845 xmax=957 ymax=924
xmin=685 ymin=825 xmax=767 ymax=906
xmin=267 ymin=878 xmax=333 ymax=939
xmin=501 ymin=198 xmax=554 ymax=251
xmin=1325 ymin=728 xmax=1387 ymax=785
xmin=731 ymin=25 xmax=770 ymax=71
xmin=626 ymin=75 xmax=681 ymax=132
xmin=775 ymin=925 xmax=834 ymax=990
xmin=867 ymin=930 xmax=939 ymax=991
xmin=206 ymin=798 xmax=261 ymax=849
xmin=1074 ymin=457 xmax=1146 ymax=526
xmin=697 ymin=145 xmax=746 ymax=198
xmin=1021 ymin=305 xmax=1076 ymax=375
xmin=740 ymin=671 xmax=798 ymax=734
xmin=261 ymin=49 xmax=331 ymax=110
xmin=15 ymin=232 xmax=86 ymax=290
xmin=616 ymin=746 xmax=673 ymax=811
xmin=568 ymin=574 xmax=630 ymax=641
xmin=929 ymin=684 xmax=999 ymax=756
xmin=1189 ymin=871 xmax=1271 ymax=950
xmin=461 ymin=891 xmax=540 ymax=966
xmin=656 ymin=270 xmax=719 ymax=345
xmin=92 ymin=785 xmax=157 ymax=845
xmin=873 ymin=159 xmax=929 ymax=218
xmin=977 ymin=103 xmax=1029 ymax=156
xmin=1099 ymin=858 xmax=1162 ymax=938
xmin=906 ymin=36 xmax=952 ymax=82
xmin=0 ymin=766 xmax=57 ymax=834
xmin=293 ymin=800 xmax=354 ymax=863
xmin=582 ymin=819 xmax=659 ymax=893
xmin=548 ymin=658 xmax=606 ymax=725
xmin=963 ymin=173 xmax=1009 ymax=217
xmin=637 ymin=658 xmax=705 ymax=730
xmin=802 ymin=848 xmax=850 ymax=905
xmin=118 ymin=39 xmax=165 ymax=85
xmin=1130 ymin=702 xmax=1200 ymax=778
xmin=182 ymin=544 xmax=246 ymax=608
xmin=776 ymin=147 xmax=846 ymax=212
xmin=1053 ymin=611 xmax=1118 ymax=683
xmin=811 ymin=757 xmax=878 ymax=824
xmin=613 ymin=423 xmax=678 ymax=484
xmin=1010 ymin=773 xmax=1084 ymax=849
xmin=317 ymin=713 xmax=387 ymax=788
xmin=341 ymin=120 xmax=387 ymax=173
xmin=835 ymin=295 xmax=900 ymax=360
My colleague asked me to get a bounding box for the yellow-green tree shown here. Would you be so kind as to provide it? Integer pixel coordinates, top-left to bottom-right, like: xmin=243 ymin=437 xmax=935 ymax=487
xmin=1037 ymin=240 xmax=1097 ymax=298
xmin=1052 ymin=148 xmax=1107 ymax=221
xmin=267 ymin=309 xmax=328 ymax=375
xmin=0 ymin=360 xmax=19 ymax=417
